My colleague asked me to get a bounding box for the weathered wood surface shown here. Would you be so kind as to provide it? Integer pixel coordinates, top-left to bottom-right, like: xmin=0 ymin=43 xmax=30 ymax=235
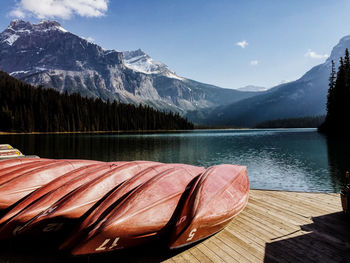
xmin=0 ymin=190 xmax=348 ymax=263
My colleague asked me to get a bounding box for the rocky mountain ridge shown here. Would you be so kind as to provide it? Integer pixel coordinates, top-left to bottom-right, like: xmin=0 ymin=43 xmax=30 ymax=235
xmin=204 ymin=35 xmax=350 ymax=127
xmin=0 ymin=20 xmax=259 ymax=116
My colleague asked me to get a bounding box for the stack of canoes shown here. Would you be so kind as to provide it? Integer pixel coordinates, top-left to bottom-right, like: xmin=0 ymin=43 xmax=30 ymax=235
xmin=0 ymin=156 xmax=249 ymax=256
xmin=0 ymin=144 xmax=23 ymax=159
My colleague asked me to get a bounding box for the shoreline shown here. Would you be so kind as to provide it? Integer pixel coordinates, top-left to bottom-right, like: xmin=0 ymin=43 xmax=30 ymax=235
xmin=0 ymin=129 xmax=195 ymax=135
xmin=0 ymin=127 xmax=318 ymax=135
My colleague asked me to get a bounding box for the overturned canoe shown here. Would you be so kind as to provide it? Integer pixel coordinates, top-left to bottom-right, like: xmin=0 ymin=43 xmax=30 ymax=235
xmin=0 ymin=149 xmax=23 ymax=159
xmin=69 ymin=165 xmax=205 ymax=255
xmin=0 ymin=163 xmax=125 ymax=239
xmin=168 ymin=164 xmax=249 ymax=249
xmin=17 ymin=161 xmax=160 ymax=236
xmin=0 ymin=160 xmax=100 ymax=210
xmin=0 ymin=157 xmax=45 ymax=170
xmin=60 ymin=163 xmax=202 ymax=251
xmin=0 ymin=160 xmax=57 ymax=186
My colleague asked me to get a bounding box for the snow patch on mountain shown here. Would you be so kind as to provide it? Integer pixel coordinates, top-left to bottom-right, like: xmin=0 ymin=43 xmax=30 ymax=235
xmin=123 ymin=49 xmax=184 ymax=80
xmin=2 ymin=34 xmax=19 ymax=45
xmin=7 ymin=19 xmax=67 ymax=34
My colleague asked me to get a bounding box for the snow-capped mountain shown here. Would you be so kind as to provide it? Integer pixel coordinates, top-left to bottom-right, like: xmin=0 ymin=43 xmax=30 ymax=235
xmin=123 ymin=49 xmax=183 ymax=80
xmin=0 ymin=20 xmax=259 ymax=116
xmin=205 ymin=35 xmax=350 ymax=127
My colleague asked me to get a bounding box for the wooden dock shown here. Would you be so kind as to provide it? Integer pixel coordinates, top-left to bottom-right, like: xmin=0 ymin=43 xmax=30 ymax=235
xmin=0 ymin=190 xmax=349 ymax=263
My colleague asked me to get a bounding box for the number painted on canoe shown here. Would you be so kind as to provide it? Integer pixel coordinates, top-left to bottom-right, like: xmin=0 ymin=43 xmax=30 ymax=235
xmin=42 ymin=223 xmax=63 ymax=232
xmin=186 ymin=228 xmax=197 ymax=241
xmin=176 ymin=215 xmax=187 ymax=226
xmin=96 ymin=237 xmax=120 ymax=251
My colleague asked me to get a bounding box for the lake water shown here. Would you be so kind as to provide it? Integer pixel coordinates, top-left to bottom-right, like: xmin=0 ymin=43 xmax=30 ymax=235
xmin=1 ymin=128 xmax=349 ymax=193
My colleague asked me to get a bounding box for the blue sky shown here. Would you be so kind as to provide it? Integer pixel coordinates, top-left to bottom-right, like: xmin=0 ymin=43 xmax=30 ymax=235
xmin=1 ymin=0 xmax=350 ymax=89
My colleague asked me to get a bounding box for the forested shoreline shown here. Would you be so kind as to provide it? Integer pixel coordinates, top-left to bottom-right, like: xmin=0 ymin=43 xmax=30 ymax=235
xmin=319 ymin=49 xmax=350 ymax=134
xmin=255 ymin=116 xmax=325 ymax=128
xmin=0 ymin=71 xmax=193 ymax=132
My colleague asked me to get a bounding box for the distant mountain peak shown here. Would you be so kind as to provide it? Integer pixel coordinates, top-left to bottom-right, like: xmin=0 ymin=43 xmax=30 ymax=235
xmin=123 ymin=48 xmax=147 ymax=59
xmin=324 ymin=34 xmax=350 ymax=66
xmin=5 ymin=19 xmax=67 ymax=36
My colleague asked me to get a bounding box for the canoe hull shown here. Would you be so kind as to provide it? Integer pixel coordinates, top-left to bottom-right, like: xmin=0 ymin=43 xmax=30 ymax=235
xmin=16 ymin=161 xmax=160 ymax=237
xmin=0 ymin=163 xmax=124 ymax=239
xmin=69 ymin=166 xmax=205 ymax=255
xmin=0 ymin=158 xmax=43 ymax=170
xmin=0 ymin=160 xmax=99 ymax=210
xmin=169 ymin=164 xmax=249 ymax=249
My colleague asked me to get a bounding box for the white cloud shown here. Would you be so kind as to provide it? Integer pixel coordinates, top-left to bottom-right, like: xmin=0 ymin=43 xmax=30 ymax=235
xmin=9 ymin=8 xmax=26 ymax=18
xmin=236 ymin=40 xmax=248 ymax=48
xmin=250 ymin=60 xmax=259 ymax=66
xmin=9 ymin=0 xmax=109 ymax=19
xmin=304 ymin=49 xmax=329 ymax=59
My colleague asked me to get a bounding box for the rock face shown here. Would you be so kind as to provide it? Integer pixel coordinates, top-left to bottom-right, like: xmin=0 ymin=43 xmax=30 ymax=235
xmin=0 ymin=20 xmax=258 ymax=115
xmin=205 ymin=36 xmax=350 ymax=127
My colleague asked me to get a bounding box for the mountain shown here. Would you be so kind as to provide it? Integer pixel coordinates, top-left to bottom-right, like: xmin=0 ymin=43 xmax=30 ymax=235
xmin=235 ymin=85 xmax=268 ymax=92
xmin=0 ymin=20 xmax=259 ymax=116
xmin=204 ymin=36 xmax=350 ymax=127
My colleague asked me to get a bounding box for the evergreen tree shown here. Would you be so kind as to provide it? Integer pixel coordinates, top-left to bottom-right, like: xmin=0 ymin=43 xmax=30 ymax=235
xmin=326 ymin=60 xmax=336 ymax=121
xmin=319 ymin=49 xmax=350 ymax=134
xmin=0 ymin=71 xmax=194 ymax=132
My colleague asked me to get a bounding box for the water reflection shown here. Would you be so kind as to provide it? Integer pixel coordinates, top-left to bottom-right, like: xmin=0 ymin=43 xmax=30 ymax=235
xmin=325 ymin=135 xmax=350 ymax=190
xmin=0 ymin=129 xmax=347 ymax=192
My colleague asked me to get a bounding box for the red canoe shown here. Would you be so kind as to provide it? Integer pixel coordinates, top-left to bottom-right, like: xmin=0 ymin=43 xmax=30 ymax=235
xmin=0 ymin=160 xmax=58 ymax=186
xmin=68 ymin=165 xmax=205 ymax=255
xmin=0 ymin=160 xmax=52 ymax=178
xmin=17 ymin=161 xmax=160 ymax=236
xmin=0 ymin=157 xmax=44 ymax=170
xmin=168 ymin=164 xmax=249 ymax=249
xmin=60 ymin=163 xmax=202 ymax=250
xmin=0 ymin=160 xmax=100 ymax=210
xmin=0 ymin=163 xmax=126 ymax=238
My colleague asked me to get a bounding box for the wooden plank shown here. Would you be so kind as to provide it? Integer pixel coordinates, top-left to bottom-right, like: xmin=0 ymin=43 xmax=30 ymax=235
xmin=260 ymin=191 xmax=341 ymax=213
xmin=207 ymin=236 xmax=241 ymax=263
xmin=273 ymin=191 xmax=341 ymax=211
xmin=229 ymin=217 xmax=313 ymax=263
xmin=195 ymin=242 xmax=225 ymax=262
xmin=188 ymin=247 xmax=214 ymax=263
xmin=247 ymin=198 xmax=313 ymax=226
xmin=254 ymin=191 xmax=330 ymax=215
xmin=204 ymin=238 xmax=239 ymax=263
xmin=218 ymin=229 xmax=263 ymax=262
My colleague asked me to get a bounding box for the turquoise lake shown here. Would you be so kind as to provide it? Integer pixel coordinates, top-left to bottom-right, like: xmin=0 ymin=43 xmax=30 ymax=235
xmin=1 ymin=128 xmax=348 ymax=193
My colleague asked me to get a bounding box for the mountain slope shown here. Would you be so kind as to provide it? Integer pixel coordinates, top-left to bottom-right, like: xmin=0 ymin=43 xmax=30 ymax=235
xmin=205 ymin=37 xmax=349 ymax=127
xmin=0 ymin=20 xmax=259 ymax=115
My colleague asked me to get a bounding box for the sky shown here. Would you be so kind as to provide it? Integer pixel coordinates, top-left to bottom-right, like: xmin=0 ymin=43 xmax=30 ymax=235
xmin=1 ymin=0 xmax=350 ymax=90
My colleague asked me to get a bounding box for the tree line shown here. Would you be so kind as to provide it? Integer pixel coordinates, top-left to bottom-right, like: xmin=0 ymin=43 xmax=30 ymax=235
xmin=319 ymin=49 xmax=350 ymax=134
xmin=255 ymin=116 xmax=325 ymax=129
xmin=0 ymin=71 xmax=194 ymax=132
